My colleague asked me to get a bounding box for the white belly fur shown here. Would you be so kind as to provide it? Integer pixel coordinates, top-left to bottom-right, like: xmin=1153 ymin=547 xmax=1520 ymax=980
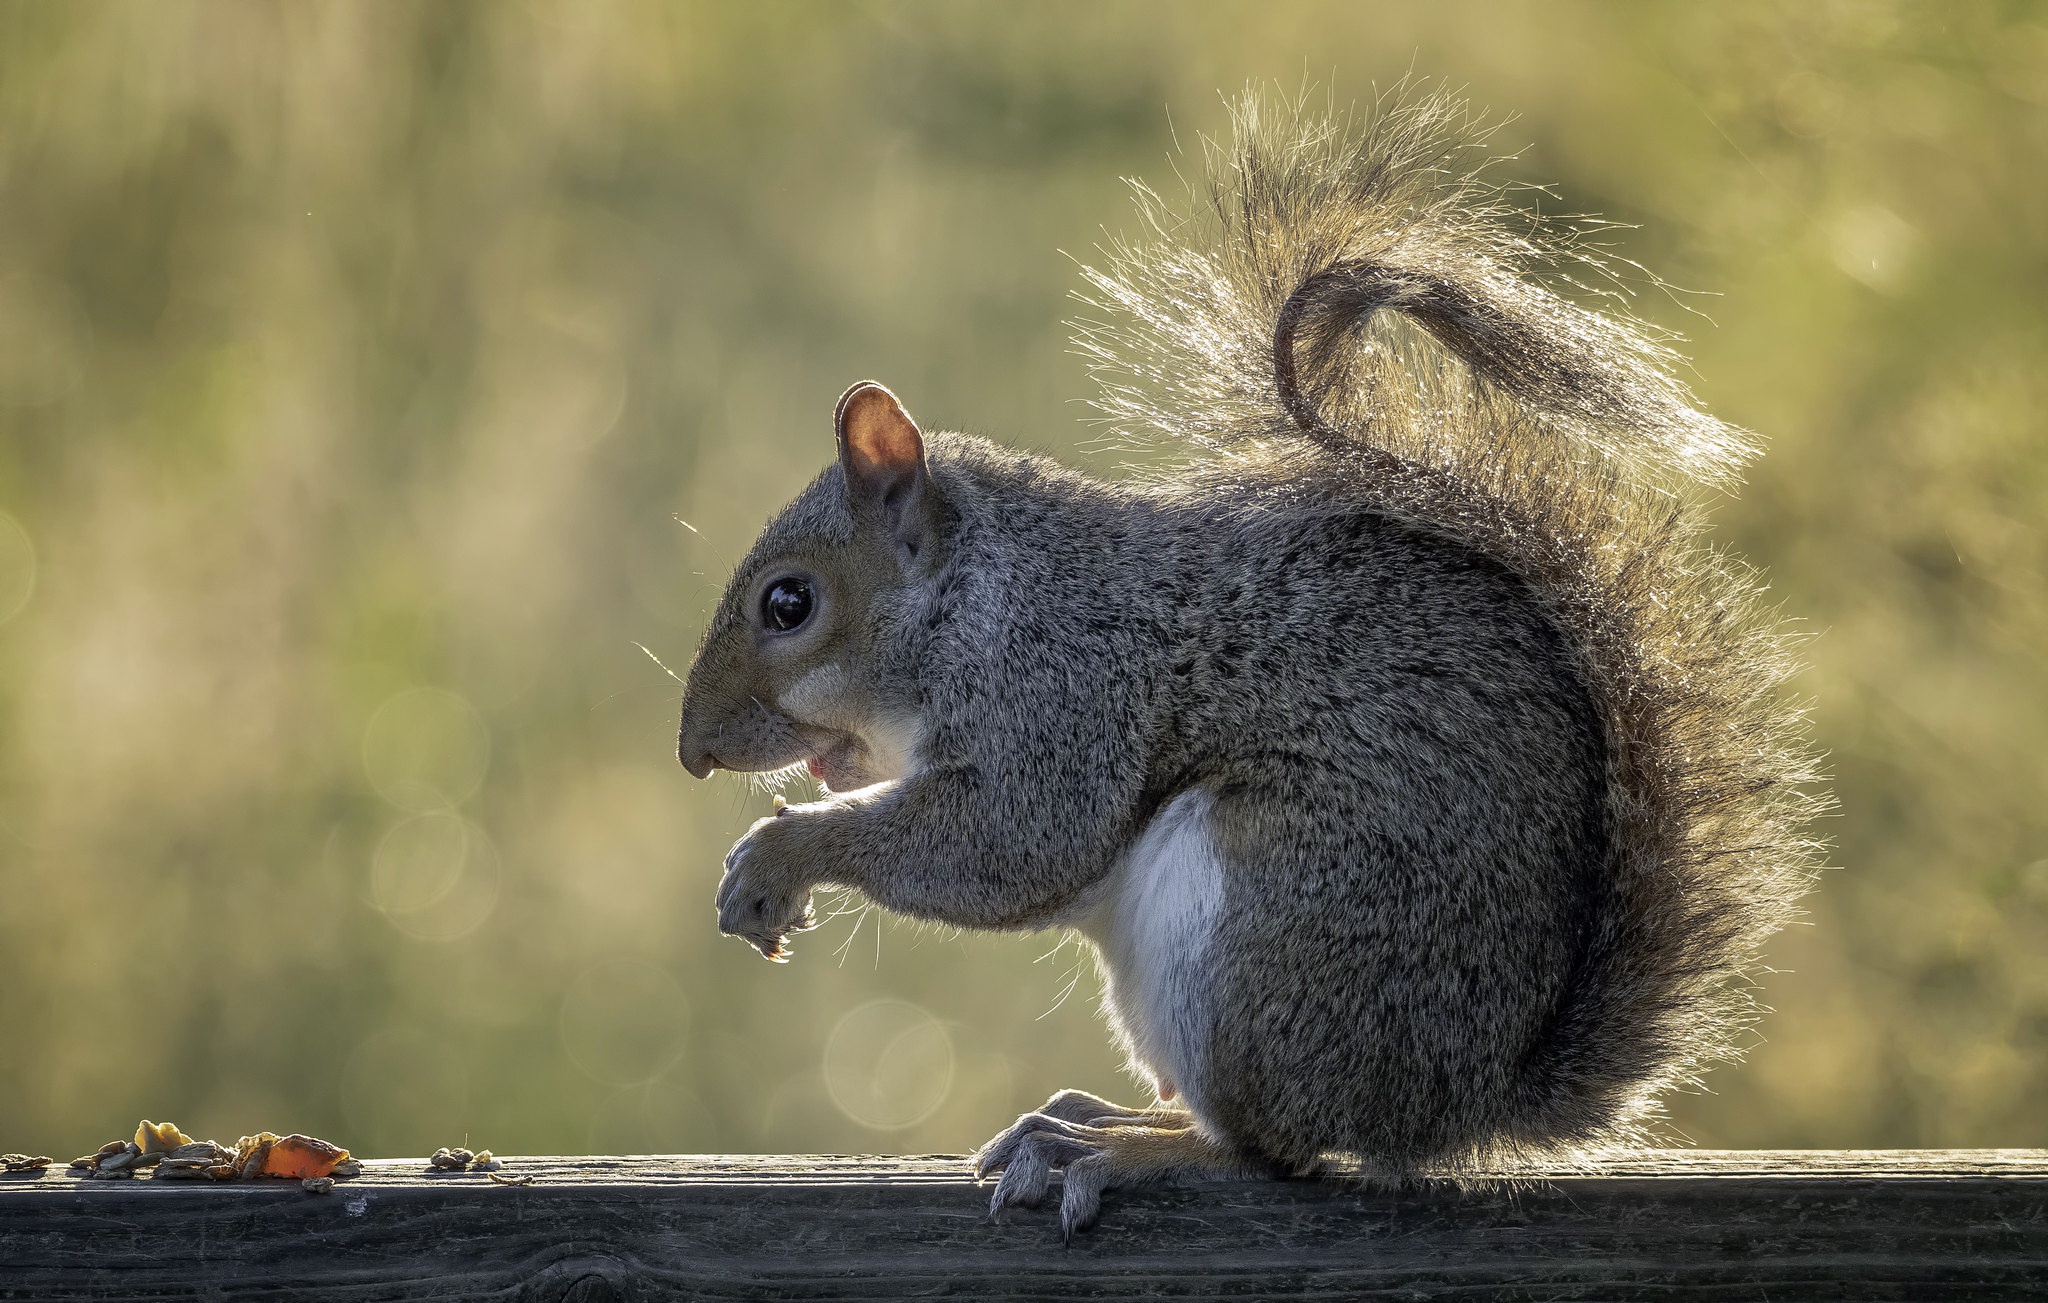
xmin=1072 ymin=790 xmax=1225 ymax=1122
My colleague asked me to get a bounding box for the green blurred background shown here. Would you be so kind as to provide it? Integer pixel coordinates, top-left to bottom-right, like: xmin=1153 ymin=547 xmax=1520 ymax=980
xmin=1 ymin=1 xmax=2044 ymax=1161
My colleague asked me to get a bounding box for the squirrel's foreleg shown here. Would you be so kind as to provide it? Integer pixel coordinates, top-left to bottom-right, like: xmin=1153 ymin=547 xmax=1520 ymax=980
xmin=718 ymin=766 xmax=1126 ymax=956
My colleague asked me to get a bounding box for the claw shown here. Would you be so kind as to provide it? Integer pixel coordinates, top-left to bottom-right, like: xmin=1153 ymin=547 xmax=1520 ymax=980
xmin=973 ymin=1112 xmax=1031 ymax=1179
xmin=975 ymin=1111 xmax=1097 ymax=1184
xmin=987 ymin=1137 xmax=1057 ymax=1214
xmin=971 ymin=1088 xmax=1224 ymax=1236
xmin=1058 ymin=1153 xmax=1108 ymax=1241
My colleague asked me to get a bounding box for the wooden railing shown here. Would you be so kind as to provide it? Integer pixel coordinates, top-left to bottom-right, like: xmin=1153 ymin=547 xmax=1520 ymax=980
xmin=3 ymin=1150 xmax=2045 ymax=1299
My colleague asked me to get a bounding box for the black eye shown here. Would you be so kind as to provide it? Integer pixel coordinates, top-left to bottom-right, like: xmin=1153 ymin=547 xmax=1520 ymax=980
xmin=761 ymin=577 xmax=814 ymax=632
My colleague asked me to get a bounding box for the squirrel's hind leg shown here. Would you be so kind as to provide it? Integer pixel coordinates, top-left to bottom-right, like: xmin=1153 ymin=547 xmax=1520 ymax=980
xmin=974 ymin=1090 xmax=1185 ymax=1188
xmin=1021 ymin=1087 xmax=1185 ymax=1129
xmin=976 ymin=1099 xmax=1259 ymax=1240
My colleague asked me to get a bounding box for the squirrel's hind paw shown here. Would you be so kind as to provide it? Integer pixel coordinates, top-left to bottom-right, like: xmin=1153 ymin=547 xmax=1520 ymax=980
xmin=974 ymin=1098 xmax=1244 ymax=1240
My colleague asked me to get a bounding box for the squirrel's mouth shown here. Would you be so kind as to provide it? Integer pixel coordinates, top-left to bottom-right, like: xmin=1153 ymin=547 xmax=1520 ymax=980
xmin=803 ymin=737 xmax=868 ymax=792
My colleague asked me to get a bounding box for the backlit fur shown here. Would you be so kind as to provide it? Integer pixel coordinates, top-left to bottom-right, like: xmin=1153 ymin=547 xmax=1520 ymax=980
xmin=678 ymin=86 xmax=1824 ymax=1178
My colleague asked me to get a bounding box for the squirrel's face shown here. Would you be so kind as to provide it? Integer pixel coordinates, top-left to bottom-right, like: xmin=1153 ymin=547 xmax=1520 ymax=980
xmin=675 ymin=382 xmax=936 ymax=794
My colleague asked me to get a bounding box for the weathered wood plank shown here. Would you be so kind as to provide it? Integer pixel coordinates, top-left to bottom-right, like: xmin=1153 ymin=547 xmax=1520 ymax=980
xmin=2 ymin=1150 xmax=2045 ymax=1300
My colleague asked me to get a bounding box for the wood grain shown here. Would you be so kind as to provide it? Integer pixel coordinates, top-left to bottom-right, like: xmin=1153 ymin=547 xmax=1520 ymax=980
xmin=2 ymin=1150 xmax=2045 ymax=1300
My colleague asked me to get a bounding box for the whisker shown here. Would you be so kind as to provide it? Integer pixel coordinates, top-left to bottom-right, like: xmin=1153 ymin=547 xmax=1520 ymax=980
xmin=832 ymin=897 xmax=870 ymax=966
xmin=632 ymin=641 xmax=687 ymax=686
xmin=1037 ymin=959 xmax=1084 ymax=1021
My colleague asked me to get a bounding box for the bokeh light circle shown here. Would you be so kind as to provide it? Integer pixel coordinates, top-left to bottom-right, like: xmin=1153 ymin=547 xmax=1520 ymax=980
xmin=369 ymin=811 xmax=500 ymax=941
xmin=362 ymin=687 xmax=490 ymax=811
xmin=370 ymin=810 xmax=466 ymax=914
xmin=822 ymin=999 xmax=953 ymax=1131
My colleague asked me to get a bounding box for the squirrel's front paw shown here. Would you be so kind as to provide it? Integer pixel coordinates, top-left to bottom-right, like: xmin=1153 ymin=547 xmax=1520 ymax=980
xmin=715 ymin=809 xmax=819 ymax=962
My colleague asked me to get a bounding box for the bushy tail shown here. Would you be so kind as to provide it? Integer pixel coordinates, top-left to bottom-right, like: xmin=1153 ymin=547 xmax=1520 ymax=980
xmin=1076 ymin=89 xmax=1754 ymax=488
xmin=1078 ymin=86 xmax=1826 ymax=1162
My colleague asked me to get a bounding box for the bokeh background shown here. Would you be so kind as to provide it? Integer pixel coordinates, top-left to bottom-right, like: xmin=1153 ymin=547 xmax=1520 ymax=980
xmin=2 ymin=1 xmax=2044 ymax=1161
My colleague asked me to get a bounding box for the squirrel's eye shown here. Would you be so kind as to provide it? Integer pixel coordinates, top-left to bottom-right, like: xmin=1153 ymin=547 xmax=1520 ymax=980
xmin=761 ymin=577 xmax=814 ymax=633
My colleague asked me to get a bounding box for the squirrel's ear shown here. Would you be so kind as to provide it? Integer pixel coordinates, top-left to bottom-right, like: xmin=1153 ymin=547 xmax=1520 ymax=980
xmin=835 ymin=381 xmax=934 ymax=569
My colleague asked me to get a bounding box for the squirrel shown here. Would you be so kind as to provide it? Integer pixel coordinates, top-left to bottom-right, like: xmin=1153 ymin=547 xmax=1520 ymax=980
xmin=674 ymin=89 xmax=1822 ymax=1237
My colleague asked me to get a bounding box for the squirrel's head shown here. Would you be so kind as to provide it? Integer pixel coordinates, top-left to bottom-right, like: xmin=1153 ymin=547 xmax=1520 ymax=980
xmin=675 ymin=381 xmax=938 ymax=793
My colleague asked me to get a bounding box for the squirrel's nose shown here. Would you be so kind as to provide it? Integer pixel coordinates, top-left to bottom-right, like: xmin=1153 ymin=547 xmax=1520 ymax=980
xmin=678 ymin=735 xmax=718 ymax=780
xmin=677 ymin=713 xmax=719 ymax=780
xmin=677 ymin=687 xmax=715 ymax=779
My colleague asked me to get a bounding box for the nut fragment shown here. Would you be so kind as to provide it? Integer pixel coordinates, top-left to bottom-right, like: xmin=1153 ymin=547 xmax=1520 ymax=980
xmin=236 ymin=1134 xmax=275 ymax=1180
xmin=167 ymin=1140 xmax=234 ymax=1164
xmin=429 ymin=1147 xmax=466 ymax=1170
xmin=60 ymin=1126 xmax=357 ymax=1183
xmin=486 ymin=1171 xmax=533 ymax=1186
xmin=472 ymin=1150 xmax=501 ymax=1172
xmin=69 ymin=1140 xmax=126 ymax=1171
xmin=152 ymin=1163 xmax=208 ymax=1181
xmin=133 ymin=1121 xmax=193 ymax=1154
xmin=156 ymin=1140 xmax=236 ymax=1181
xmin=1 ymin=1154 xmax=52 ymax=1174
xmin=301 ymin=1176 xmax=335 ymax=1194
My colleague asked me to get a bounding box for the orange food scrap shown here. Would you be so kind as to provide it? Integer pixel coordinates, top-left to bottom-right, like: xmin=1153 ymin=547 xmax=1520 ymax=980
xmin=258 ymin=1134 xmax=350 ymax=1180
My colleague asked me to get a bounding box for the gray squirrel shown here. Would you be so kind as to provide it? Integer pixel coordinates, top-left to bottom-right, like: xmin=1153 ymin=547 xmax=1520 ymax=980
xmin=674 ymin=90 xmax=1821 ymax=1237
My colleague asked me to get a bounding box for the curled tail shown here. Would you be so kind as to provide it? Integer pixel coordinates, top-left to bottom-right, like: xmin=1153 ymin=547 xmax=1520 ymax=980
xmin=1078 ymin=88 xmax=1754 ymax=489
xmin=1270 ymin=255 xmax=1741 ymax=485
xmin=1080 ymin=87 xmax=1826 ymax=1162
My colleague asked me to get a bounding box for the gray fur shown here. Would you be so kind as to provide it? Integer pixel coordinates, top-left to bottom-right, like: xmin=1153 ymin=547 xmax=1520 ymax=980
xmin=677 ymin=87 xmax=1823 ymax=1188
